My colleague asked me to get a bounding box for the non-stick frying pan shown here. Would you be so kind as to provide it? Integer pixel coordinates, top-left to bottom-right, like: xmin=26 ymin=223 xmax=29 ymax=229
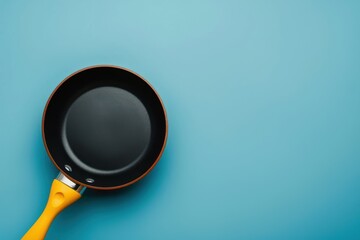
xmin=22 ymin=65 xmax=167 ymax=240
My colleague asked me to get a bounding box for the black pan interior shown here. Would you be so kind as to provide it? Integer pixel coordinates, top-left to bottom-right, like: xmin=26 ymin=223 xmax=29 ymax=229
xmin=43 ymin=67 xmax=167 ymax=188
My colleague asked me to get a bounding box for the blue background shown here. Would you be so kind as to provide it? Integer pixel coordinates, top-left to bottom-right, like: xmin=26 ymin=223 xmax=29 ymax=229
xmin=1 ymin=1 xmax=360 ymax=239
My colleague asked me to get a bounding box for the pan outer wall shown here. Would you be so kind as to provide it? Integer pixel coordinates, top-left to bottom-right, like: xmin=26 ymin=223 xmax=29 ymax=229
xmin=42 ymin=65 xmax=168 ymax=190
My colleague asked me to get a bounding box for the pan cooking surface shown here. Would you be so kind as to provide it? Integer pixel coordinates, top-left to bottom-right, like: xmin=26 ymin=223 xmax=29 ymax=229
xmin=62 ymin=86 xmax=151 ymax=175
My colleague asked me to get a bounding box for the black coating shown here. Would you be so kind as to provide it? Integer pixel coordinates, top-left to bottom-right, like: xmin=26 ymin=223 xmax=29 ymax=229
xmin=43 ymin=67 xmax=167 ymax=188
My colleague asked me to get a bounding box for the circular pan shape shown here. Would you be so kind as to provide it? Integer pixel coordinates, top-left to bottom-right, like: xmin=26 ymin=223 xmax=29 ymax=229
xmin=42 ymin=65 xmax=168 ymax=190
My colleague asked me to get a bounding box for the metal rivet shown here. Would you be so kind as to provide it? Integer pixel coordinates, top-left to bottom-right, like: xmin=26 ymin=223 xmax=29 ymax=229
xmin=65 ymin=165 xmax=72 ymax=172
xmin=86 ymin=178 xmax=94 ymax=183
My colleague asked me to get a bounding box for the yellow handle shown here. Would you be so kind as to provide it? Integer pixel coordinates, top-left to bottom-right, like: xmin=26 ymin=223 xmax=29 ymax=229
xmin=22 ymin=179 xmax=81 ymax=240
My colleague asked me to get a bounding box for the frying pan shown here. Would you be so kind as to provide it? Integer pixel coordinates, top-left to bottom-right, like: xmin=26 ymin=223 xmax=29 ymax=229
xmin=22 ymin=65 xmax=167 ymax=240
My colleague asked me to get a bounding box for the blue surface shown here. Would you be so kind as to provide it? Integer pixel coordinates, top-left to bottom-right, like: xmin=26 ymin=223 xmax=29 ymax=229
xmin=1 ymin=1 xmax=360 ymax=239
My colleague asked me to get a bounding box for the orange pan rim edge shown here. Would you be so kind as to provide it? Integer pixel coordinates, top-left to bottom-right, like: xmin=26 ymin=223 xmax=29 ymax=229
xmin=41 ymin=64 xmax=168 ymax=190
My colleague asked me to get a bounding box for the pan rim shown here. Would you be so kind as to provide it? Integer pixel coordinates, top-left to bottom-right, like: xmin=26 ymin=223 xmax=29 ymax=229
xmin=42 ymin=64 xmax=168 ymax=190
